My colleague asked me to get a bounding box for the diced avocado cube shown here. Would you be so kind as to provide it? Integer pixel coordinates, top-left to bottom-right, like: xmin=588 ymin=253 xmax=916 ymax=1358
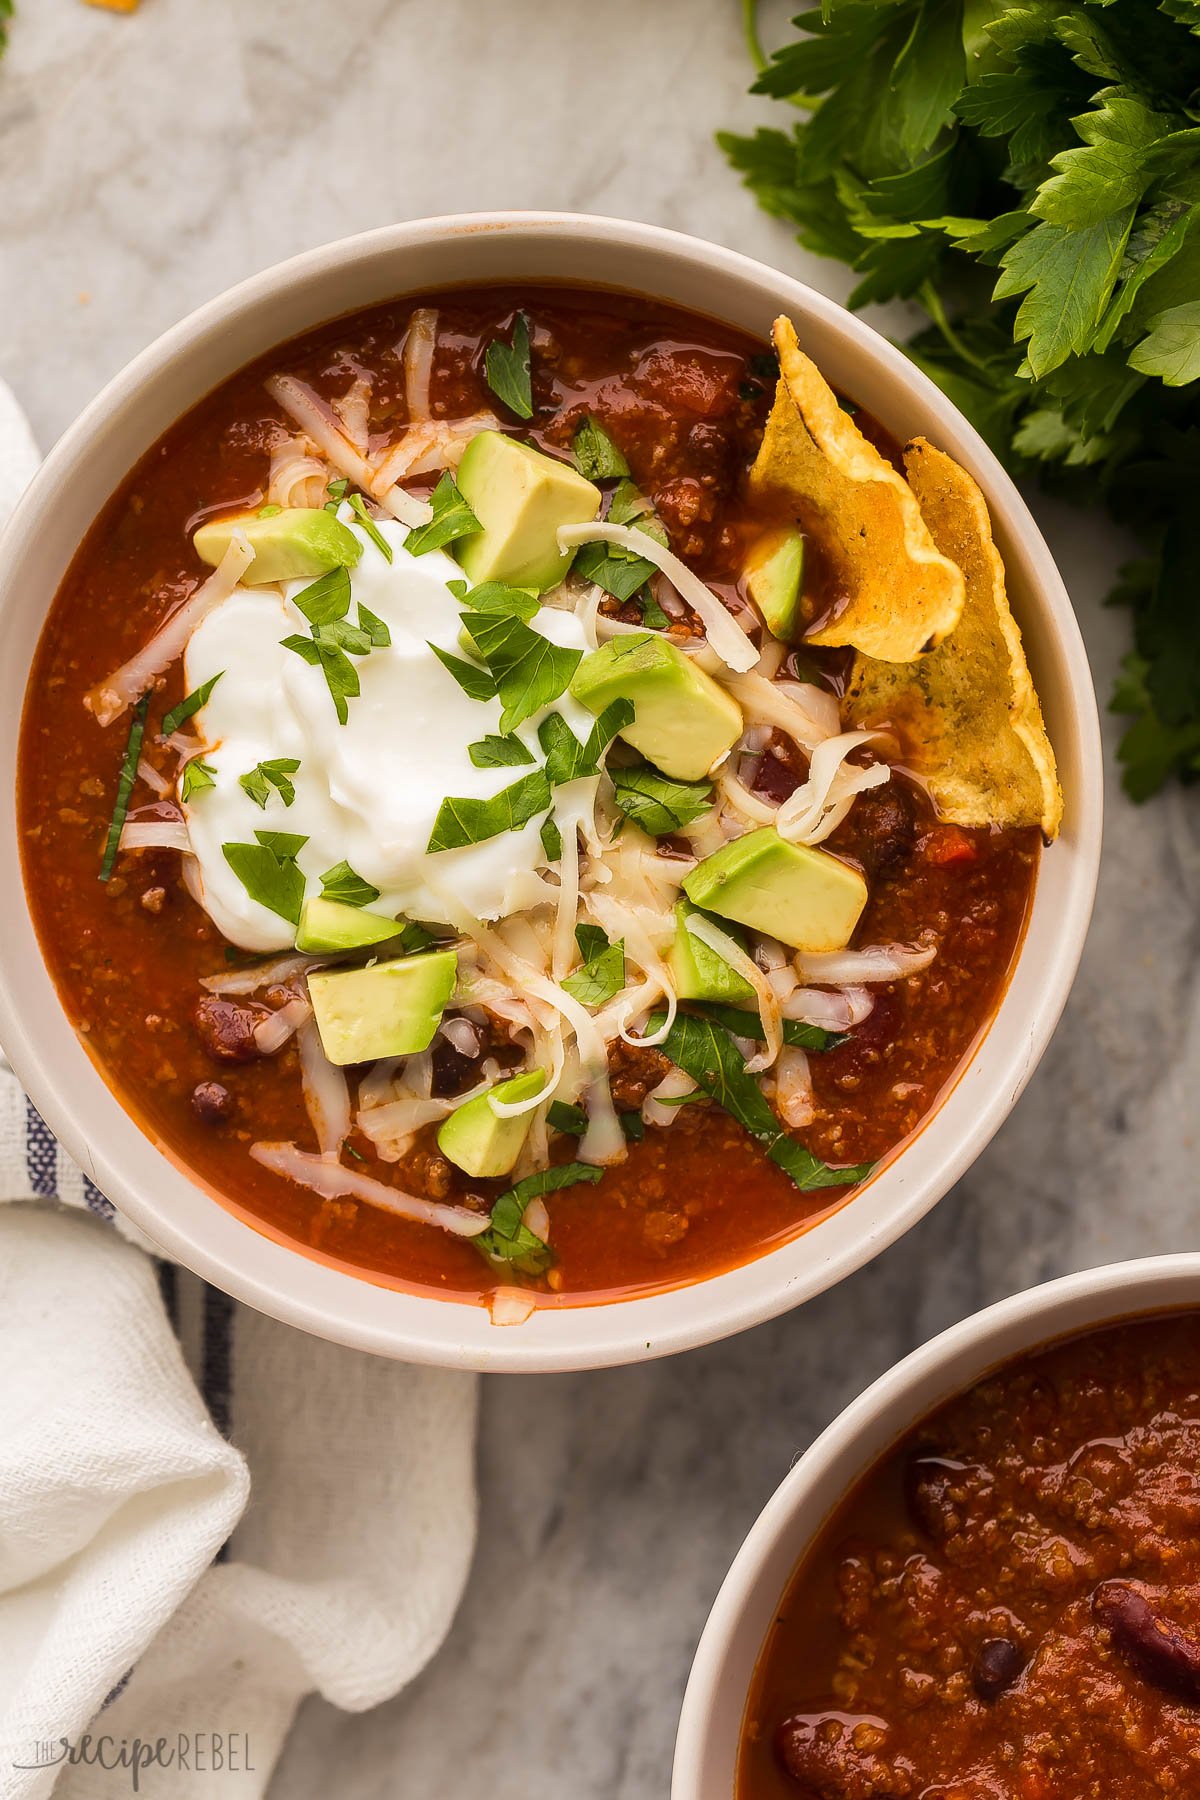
xmin=308 ymin=950 xmax=456 ymax=1066
xmin=569 ymin=634 xmax=743 ymax=782
xmin=668 ymin=899 xmax=756 ymax=1003
xmin=453 ymin=431 xmax=600 ymax=593
xmin=193 ymin=507 xmax=362 ymax=586
xmin=295 ymin=897 xmax=402 ymax=955
xmin=683 ymin=827 xmax=867 ymax=953
xmin=436 ymin=1068 xmax=547 ymax=1179
xmin=745 ymin=526 xmax=805 ymax=641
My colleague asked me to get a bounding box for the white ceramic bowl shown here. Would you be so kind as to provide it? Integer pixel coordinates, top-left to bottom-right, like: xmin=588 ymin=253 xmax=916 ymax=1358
xmin=0 ymin=213 xmax=1102 ymax=1371
xmin=673 ymin=1254 xmax=1200 ymax=1797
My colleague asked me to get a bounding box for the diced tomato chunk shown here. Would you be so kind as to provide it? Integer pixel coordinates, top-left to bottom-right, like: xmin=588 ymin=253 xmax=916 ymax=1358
xmin=632 ymin=347 xmax=740 ymax=417
xmin=921 ymin=825 xmax=979 ymax=867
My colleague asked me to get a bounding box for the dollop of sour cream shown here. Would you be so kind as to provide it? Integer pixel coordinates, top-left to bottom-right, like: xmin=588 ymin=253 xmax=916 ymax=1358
xmin=180 ymin=516 xmax=595 ymax=951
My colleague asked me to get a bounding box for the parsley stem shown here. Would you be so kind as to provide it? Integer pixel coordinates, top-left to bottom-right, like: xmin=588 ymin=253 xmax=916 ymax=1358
xmin=99 ymin=692 xmax=151 ymax=882
xmin=917 ymin=280 xmax=992 ymax=380
xmin=741 ymin=0 xmax=767 ymax=72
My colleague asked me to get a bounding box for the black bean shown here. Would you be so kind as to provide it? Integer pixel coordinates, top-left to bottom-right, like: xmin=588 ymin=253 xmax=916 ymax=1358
xmin=972 ymin=1636 xmax=1024 ymax=1701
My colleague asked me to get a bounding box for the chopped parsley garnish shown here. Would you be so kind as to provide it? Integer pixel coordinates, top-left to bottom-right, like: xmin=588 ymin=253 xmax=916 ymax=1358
xmin=505 ymin=1162 xmax=606 ymax=1202
xmin=573 ymin=540 xmax=658 ymax=604
xmin=282 ymin=633 xmax=362 ymax=725
xmin=324 ymin=477 xmax=350 ymax=513
xmin=426 ymin=769 xmax=553 ymax=853
xmin=357 ymin=603 xmax=391 ymax=648
xmin=292 ymin=567 xmax=352 ymax=627
xmin=650 ymin=1010 xmax=873 ymax=1193
xmin=257 ymin=502 xmax=282 ymax=519
xmin=572 ymin=415 xmax=629 ymax=481
xmin=574 ymin=491 xmax=667 ymax=601
xmin=180 ymin=758 xmax=216 ymax=802
xmin=395 ymin=920 xmax=436 ymax=954
xmin=610 ymin=764 xmax=714 ymax=836
xmin=403 ymin=470 xmax=482 ymax=556
xmin=98 ymin=691 xmax=151 ymax=883
xmin=468 ymin=733 xmax=535 ymax=769
xmin=282 ymin=568 xmax=387 ymax=725
xmin=319 ymin=861 xmax=380 ymax=907
xmin=477 ymin=1163 xmax=610 ymax=1277
xmin=254 ymin=830 xmax=308 ymax=857
xmin=459 ymin=606 xmax=582 ymax=735
xmin=689 ymin=1004 xmax=846 ymax=1053
xmin=238 ymin=757 xmax=300 ymax=810
xmin=348 ymin=492 xmax=393 ymax=562
xmin=475 ymin=1190 xmax=553 ymax=1276
xmin=547 ymin=1098 xmax=643 ymax=1142
xmin=449 ymin=578 xmax=538 ymax=621
xmin=222 ymin=835 xmax=306 ymax=926
xmin=161 ymin=672 xmax=222 ymax=737
xmin=562 ymin=924 xmax=626 ymax=1007
xmin=640 ymin=588 xmax=670 ymax=630
xmin=429 ymin=643 xmax=498 ymax=701
xmin=483 ymin=312 xmax=533 ymax=420
xmin=547 ymin=1100 xmax=588 ymax=1136
xmin=538 ymin=698 xmax=633 ymax=784
xmin=540 ymin=815 xmax=564 ymax=862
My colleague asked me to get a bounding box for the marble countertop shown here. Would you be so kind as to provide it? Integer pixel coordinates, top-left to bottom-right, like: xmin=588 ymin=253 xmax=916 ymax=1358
xmin=3 ymin=1 xmax=1197 ymax=1795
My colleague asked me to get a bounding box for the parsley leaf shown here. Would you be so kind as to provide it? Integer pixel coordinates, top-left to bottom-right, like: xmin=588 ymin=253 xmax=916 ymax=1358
xmin=610 ymin=764 xmax=714 ymax=836
xmin=547 ymin=1100 xmax=588 ymax=1136
xmin=426 ymin=769 xmax=552 ymax=853
xmin=98 ymin=692 xmax=150 ymax=882
xmin=476 ymin=1162 xmax=606 ymax=1275
xmin=282 ymin=633 xmax=362 ymax=725
xmin=651 ymin=1010 xmax=872 ymax=1192
xmin=687 ymin=1003 xmax=846 ymax=1052
xmin=292 ymin=567 xmax=351 ymax=627
xmin=460 ymin=609 xmax=582 ymax=735
xmin=484 ymin=313 xmax=533 ymax=419
xmin=238 ymin=757 xmax=300 ymax=809
xmin=161 ymin=673 xmax=222 ymax=737
xmin=572 ymin=414 xmax=629 ymax=480
xmin=324 ymin=477 xmax=350 ymax=512
xmin=403 ymin=470 xmax=483 ymax=556
xmin=357 ymin=602 xmax=391 ymax=648
xmin=255 ymin=829 xmax=308 ymax=857
xmin=348 ymin=492 xmax=393 ymax=562
xmin=537 ymin=698 xmax=633 ymax=784
xmin=562 ymin=928 xmax=626 ymax=1007
xmin=429 ymin=643 xmax=497 ymax=702
xmin=540 ymin=815 xmax=563 ymax=862
xmin=468 ymin=733 xmax=535 ymax=769
xmin=222 ymin=838 xmax=306 ymax=926
xmin=573 ymin=540 xmax=658 ymax=603
xmin=722 ymin=0 xmax=1200 ymax=796
xmin=319 ymin=861 xmax=381 ymax=907
xmin=180 ymin=758 xmax=216 ymax=802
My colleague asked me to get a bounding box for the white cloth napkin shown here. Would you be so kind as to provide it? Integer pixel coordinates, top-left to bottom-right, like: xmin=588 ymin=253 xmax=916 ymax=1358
xmin=0 ymin=386 xmax=479 ymax=1799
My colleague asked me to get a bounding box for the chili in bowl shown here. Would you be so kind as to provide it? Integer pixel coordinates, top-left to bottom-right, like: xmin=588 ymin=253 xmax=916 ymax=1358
xmin=674 ymin=1256 xmax=1200 ymax=1799
xmin=0 ymin=215 xmax=1101 ymax=1369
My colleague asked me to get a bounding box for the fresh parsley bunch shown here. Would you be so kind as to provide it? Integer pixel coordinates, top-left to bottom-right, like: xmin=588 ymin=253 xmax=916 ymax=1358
xmin=723 ymin=0 xmax=1200 ymax=797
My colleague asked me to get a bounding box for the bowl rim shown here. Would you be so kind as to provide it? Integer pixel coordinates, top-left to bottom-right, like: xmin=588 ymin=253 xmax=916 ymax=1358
xmin=0 ymin=211 xmax=1103 ymax=1371
xmin=671 ymin=1253 xmax=1200 ymax=1797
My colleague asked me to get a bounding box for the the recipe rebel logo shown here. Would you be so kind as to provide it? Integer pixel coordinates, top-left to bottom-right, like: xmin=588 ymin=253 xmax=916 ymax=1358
xmin=11 ymin=1732 xmax=256 ymax=1790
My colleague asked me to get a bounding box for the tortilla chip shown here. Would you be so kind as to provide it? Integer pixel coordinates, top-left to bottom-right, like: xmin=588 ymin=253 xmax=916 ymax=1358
xmin=749 ymin=318 xmax=964 ymax=662
xmin=846 ymin=438 xmax=1062 ymax=839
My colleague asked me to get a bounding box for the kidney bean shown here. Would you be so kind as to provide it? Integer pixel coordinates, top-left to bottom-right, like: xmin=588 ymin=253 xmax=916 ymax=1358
xmin=190 ymin=1081 xmax=233 ymax=1124
xmin=972 ymin=1636 xmax=1024 ymax=1701
xmin=192 ymin=995 xmax=271 ymax=1064
xmin=1094 ymin=1581 xmax=1200 ymax=1702
xmin=774 ymin=1713 xmax=912 ymax=1799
